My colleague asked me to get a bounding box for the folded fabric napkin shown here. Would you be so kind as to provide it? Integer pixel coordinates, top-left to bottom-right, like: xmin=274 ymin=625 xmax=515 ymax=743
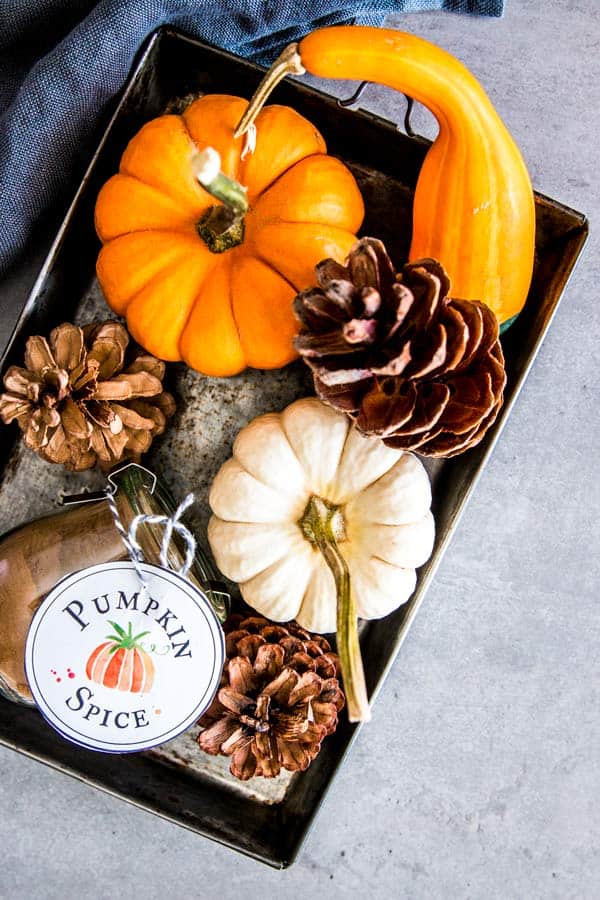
xmin=0 ymin=0 xmax=503 ymax=279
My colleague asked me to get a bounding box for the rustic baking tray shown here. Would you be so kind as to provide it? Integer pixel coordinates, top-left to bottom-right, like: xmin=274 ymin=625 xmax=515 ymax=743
xmin=0 ymin=27 xmax=588 ymax=868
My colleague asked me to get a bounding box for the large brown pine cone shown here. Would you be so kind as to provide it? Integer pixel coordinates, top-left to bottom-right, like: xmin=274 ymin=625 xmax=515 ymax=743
xmin=197 ymin=615 xmax=345 ymax=780
xmin=294 ymin=238 xmax=506 ymax=458
xmin=0 ymin=321 xmax=175 ymax=470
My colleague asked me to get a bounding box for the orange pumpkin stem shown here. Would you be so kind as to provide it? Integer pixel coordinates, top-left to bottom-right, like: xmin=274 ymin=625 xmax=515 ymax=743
xmin=192 ymin=148 xmax=248 ymax=253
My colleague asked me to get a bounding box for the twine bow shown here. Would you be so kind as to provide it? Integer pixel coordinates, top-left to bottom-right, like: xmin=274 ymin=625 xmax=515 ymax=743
xmin=129 ymin=493 xmax=197 ymax=576
xmin=104 ymin=490 xmax=197 ymax=595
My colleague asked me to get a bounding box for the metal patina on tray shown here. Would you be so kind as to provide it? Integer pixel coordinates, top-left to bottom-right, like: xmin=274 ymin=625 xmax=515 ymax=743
xmin=0 ymin=28 xmax=588 ymax=868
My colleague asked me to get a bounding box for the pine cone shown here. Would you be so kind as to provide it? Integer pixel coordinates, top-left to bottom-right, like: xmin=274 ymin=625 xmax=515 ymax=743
xmin=0 ymin=321 xmax=175 ymax=470
xmin=197 ymin=615 xmax=345 ymax=780
xmin=294 ymin=238 xmax=506 ymax=458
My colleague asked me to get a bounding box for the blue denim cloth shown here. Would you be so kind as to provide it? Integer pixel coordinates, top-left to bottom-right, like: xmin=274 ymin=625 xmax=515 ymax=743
xmin=0 ymin=0 xmax=503 ymax=277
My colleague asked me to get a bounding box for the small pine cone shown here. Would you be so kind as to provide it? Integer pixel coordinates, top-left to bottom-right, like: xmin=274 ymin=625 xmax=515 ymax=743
xmin=0 ymin=321 xmax=175 ymax=470
xmin=294 ymin=238 xmax=506 ymax=458
xmin=197 ymin=615 xmax=345 ymax=781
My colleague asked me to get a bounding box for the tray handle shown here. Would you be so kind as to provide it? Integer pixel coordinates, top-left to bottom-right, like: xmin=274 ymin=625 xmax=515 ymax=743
xmin=336 ymin=81 xmax=416 ymax=136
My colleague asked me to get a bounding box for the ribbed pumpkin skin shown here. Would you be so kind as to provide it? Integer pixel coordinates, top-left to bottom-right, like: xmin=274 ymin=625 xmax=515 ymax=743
xmin=299 ymin=27 xmax=535 ymax=325
xmin=85 ymin=641 xmax=155 ymax=693
xmin=95 ymin=95 xmax=364 ymax=376
xmin=208 ymin=398 xmax=435 ymax=634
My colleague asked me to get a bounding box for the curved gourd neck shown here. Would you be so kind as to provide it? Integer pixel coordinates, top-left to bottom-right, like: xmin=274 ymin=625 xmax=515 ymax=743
xmin=299 ymin=27 xmax=500 ymax=143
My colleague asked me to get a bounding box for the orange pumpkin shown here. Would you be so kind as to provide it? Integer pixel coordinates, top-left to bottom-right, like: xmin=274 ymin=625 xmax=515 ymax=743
xmin=95 ymin=95 xmax=364 ymax=376
xmin=85 ymin=621 xmax=155 ymax=693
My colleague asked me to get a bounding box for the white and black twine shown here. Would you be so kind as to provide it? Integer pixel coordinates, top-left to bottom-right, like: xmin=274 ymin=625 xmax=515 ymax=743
xmin=104 ymin=488 xmax=197 ymax=595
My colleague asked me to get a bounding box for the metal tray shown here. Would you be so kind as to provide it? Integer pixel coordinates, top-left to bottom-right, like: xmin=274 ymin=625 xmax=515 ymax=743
xmin=0 ymin=27 xmax=588 ymax=868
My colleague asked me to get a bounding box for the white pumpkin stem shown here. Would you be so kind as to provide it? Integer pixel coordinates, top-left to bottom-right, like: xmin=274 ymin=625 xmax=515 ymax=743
xmin=300 ymin=496 xmax=371 ymax=723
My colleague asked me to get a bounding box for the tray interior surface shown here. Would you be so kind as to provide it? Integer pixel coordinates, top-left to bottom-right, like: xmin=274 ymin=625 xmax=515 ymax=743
xmin=0 ymin=28 xmax=588 ymax=867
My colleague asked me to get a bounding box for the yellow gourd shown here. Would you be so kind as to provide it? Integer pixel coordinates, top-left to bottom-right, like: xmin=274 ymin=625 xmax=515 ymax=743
xmin=236 ymin=27 xmax=536 ymax=327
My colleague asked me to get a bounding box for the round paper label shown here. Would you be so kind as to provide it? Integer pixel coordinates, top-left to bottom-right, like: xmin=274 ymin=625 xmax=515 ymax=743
xmin=25 ymin=562 xmax=225 ymax=753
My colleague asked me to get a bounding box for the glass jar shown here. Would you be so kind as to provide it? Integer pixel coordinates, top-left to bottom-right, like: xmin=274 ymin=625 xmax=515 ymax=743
xmin=0 ymin=463 xmax=229 ymax=705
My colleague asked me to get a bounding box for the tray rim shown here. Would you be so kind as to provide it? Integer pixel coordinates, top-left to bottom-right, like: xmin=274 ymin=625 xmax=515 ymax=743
xmin=0 ymin=24 xmax=590 ymax=869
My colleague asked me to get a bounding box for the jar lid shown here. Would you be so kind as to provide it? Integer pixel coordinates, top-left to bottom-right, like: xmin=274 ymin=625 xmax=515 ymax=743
xmin=25 ymin=561 xmax=225 ymax=753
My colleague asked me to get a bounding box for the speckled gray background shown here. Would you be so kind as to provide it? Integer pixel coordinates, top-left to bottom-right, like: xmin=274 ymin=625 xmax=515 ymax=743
xmin=1 ymin=1 xmax=599 ymax=897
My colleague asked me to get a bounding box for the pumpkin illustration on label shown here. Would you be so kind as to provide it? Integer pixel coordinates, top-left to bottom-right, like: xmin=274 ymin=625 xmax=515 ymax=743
xmin=85 ymin=621 xmax=155 ymax=693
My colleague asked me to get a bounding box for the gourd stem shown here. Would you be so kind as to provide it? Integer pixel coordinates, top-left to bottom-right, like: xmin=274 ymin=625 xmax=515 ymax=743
xmin=234 ymin=43 xmax=306 ymax=138
xmin=300 ymin=496 xmax=371 ymax=723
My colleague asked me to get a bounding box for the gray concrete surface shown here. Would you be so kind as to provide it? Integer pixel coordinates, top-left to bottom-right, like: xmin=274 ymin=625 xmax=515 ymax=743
xmin=1 ymin=1 xmax=599 ymax=897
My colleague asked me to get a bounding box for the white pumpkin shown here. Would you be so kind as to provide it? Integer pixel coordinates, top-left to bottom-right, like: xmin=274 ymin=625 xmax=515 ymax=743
xmin=208 ymin=397 xmax=434 ymax=634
